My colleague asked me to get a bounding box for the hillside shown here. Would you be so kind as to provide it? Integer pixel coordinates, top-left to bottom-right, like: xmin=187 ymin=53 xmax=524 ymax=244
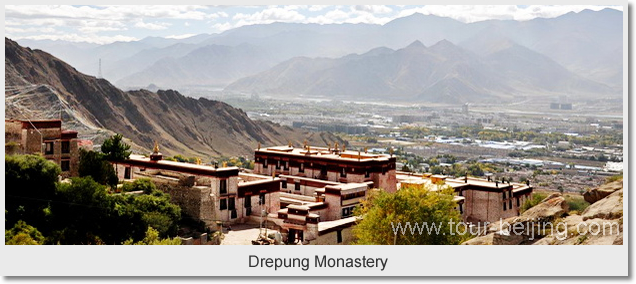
xmin=5 ymin=38 xmax=339 ymax=158
xmin=225 ymin=39 xmax=615 ymax=103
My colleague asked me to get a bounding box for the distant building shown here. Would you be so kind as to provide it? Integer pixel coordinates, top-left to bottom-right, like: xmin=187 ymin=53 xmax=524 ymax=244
xmin=5 ymin=119 xmax=79 ymax=178
xmin=396 ymin=172 xmax=533 ymax=224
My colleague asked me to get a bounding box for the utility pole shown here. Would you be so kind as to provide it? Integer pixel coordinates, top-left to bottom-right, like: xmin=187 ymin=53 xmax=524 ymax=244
xmin=98 ymin=58 xmax=103 ymax=79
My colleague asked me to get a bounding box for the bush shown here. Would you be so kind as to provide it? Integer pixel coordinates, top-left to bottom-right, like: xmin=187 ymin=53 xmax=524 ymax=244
xmin=78 ymin=149 xmax=118 ymax=187
xmin=520 ymin=192 xmax=548 ymax=213
xmin=565 ymin=195 xmax=590 ymax=213
xmin=353 ymin=185 xmax=470 ymax=245
xmin=5 ymin=221 xmax=45 ymax=245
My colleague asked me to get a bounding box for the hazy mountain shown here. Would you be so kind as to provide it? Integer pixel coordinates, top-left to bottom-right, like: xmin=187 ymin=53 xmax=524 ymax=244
xmin=16 ymin=9 xmax=622 ymax=91
xmin=5 ymin=38 xmax=340 ymax=157
xmin=116 ymin=43 xmax=280 ymax=89
xmin=225 ymin=39 xmax=615 ymax=103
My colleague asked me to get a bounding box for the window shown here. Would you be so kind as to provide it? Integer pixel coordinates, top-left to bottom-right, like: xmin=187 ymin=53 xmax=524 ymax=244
xmin=295 ymin=182 xmax=301 ymax=191
xmin=503 ymin=201 xmax=507 ymax=211
xmin=44 ymin=142 xmax=54 ymax=155
xmin=228 ymin=197 xmax=235 ymax=210
xmin=321 ymin=166 xmax=327 ymax=176
xmin=365 ymin=171 xmax=370 ymax=178
xmin=61 ymin=160 xmax=70 ymax=172
xmin=220 ymin=179 xmax=227 ymax=194
xmin=517 ymin=197 xmax=520 ymax=207
xmin=259 ymin=194 xmax=266 ymax=205
xmin=124 ymin=167 xmax=131 ymax=179
xmin=244 ymin=196 xmax=251 ymax=208
xmin=509 ymin=199 xmax=513 ymax=209
xmin=282 ymin=180 xmax=287 ymax=189
xmin=299 ymin=163 xmax=304 ymax=173
xmin=276 ymin=160 xmax=280 ymax=170
xmin=61 ymin=141 xmax=70 ymax=154
xmin=220 ymin=199 xmax=227 ymax=210
xmin=284 ymin=161 xmax=289 ymax=170
xmin=337 ymin=230 xmax=342 ymax=244
xmin=264 ymin=159 xmax=268 ymax=167
xmin=340 ymin=168 xmax=346 ymax=178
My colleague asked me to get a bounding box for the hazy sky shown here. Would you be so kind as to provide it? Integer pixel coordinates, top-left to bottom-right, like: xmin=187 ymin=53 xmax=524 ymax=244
xmin=5 ymin=5 xmax=623 ymax=44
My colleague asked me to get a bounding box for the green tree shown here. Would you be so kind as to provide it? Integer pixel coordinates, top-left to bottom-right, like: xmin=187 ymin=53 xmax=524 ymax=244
xmin=5 ymin=155 xmax=60 ymax=230
xmin=5 ymin=221 xmax=45 ymax=245
xmin=353 ymin=185 xmax=470 ymax=245
xmin=101 ymin=134 xmax=131 ymax=161
xmin=122 ymin=178 xmax=155 ymax=194
xmin=78 ymin=149 xmax=118 ymax=187
xmin=123 ymin=227 xmax=181 ymax=245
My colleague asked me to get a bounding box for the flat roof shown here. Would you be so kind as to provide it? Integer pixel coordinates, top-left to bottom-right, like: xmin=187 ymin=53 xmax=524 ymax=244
xmin=120 ymin=154 xmax=239 ymax=177
xmin=256 ymin=145 xmax=393 ymax=162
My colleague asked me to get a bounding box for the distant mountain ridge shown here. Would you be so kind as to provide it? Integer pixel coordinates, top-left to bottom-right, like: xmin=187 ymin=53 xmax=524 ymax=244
xmin=17 ymin=8 xmax=622 ymax=95
xmin=5 ymin=38 xmax=340 ymax=158
xmin=225 ymin=39 xmax=614 ymax=103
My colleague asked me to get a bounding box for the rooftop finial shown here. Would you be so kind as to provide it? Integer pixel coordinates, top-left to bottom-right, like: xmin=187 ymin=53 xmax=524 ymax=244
xmin=304 ymin=139 xmax=308 ymax=149
xmin=364 ymin=147 xmax=368 ymax=153
xmin=288 ymin=140 xmax=292 ymax=147
xmin=389 ymin=147 xmax=394 ymax=157
xmin=153 ymin=141 xmax=160 ymax=153
xmin=334 ymin=142 xmax=339 ymax=152
xmin=257 ymin=142 xmax=261 ymax=150
xmin=342 ymin=142 xmax=346 ymax=152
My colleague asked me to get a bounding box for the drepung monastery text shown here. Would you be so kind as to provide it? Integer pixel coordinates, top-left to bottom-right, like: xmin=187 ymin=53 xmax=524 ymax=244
xmin=249 ymin=255 xmax=388 ymax=271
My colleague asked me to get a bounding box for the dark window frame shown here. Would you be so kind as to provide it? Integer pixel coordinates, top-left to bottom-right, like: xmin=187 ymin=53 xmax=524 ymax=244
xmin=61 ymin=160 xmax=70 ymax=172
xmin=220 ymin=199 xmax=227 ymax=210
xmin=44 ymin=142 xmax=54 ymax=155
xmin=61 ymin=141 xmax=70 ymax=154
xmin=220 ymin=179 xmax=227 ymax=194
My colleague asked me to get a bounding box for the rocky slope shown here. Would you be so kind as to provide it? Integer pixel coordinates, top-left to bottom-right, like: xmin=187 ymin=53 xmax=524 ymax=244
xmin=5 ymin=38 xmax=340 ymax=158
xmin=462 ymin=179 xmax=623 ymax=245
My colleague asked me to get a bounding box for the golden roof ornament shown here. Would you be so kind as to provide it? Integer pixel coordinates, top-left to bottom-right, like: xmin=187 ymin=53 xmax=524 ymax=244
xmin=389 ymin=147 xmax=394 ymax=157
xmin=304 ymin=139 xmax=308 ymax=149
xmin=153 ymin=141 xmax=160 ymax=153
xmin=342 ymin=142 xmax=346 ymax=152
xmin=334 ymin=142 xmax=339 ymax=151
xmin=222 ymin=162 xmax=227 ymax=167
xmin=288 ymin=140 xmax=292 ymax=147
xmin=364 ymin=147 xmax=368 ymax=153
xmin=195 ymin=157 xmax=201 ymax=165
xmin=257 ymin=142 xmax=261 ymax=150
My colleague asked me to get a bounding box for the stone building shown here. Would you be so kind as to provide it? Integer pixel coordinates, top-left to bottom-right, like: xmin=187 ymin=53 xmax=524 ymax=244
xmin=396 ymin=172 xmax=533 ymax=224
xmin=253 ymin=144 xmax=397 ymax=192
xmin=5 ymin=119 xmax=79 ymax=178
xmin=115 ymin=148 xmax=281 ymax=231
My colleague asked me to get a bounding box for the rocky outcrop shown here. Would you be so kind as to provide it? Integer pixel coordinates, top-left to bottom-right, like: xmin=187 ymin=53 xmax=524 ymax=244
xmin=463 ymin=182 xmax=623 ymax=245
xmin=583 ymin=179 xmax=622 ymax=204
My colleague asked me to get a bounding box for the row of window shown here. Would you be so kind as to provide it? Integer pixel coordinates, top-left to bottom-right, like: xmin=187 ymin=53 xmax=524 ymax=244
xmin=219 ymin=194 xmax=266 ymax=211
xmin=44 ymin=141 xmax=71 ymax=155
xmin=502 ymin=191 xmax=521 ymax=211
xmin=263 ymin=159 xmax=373 ymax=178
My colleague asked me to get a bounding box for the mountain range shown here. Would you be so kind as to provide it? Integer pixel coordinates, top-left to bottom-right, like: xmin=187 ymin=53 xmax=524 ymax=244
xmin=5 ymin=38 xmax=340 ymax=158
xmin=17 ymin=9 xmax=622 ymax=102
xmin=225 ymin=38 xmax=614 ymax=103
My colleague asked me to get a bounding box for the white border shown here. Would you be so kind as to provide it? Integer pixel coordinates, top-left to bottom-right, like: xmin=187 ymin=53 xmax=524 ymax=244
xmin=1 ymin=0 xmax=630 ymax=278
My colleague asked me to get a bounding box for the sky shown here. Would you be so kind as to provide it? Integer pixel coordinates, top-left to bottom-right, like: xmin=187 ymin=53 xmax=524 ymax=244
xmin=5 ymin=5 xmax=624 ymax=45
